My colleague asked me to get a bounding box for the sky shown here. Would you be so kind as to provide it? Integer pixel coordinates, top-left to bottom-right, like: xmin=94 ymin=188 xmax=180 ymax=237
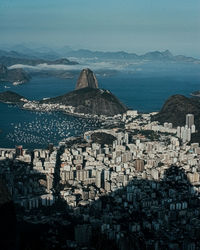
xmin=0 ymin=0 xmax=200 ymax=56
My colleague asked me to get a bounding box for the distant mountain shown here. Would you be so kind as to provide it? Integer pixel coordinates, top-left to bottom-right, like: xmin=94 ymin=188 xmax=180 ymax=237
xmin=0 ymin=47 xmax=199 ymax=65
xmin=1 ymin=44 xmax=60 ymax=60
xmin=0 ymin=54 xmax=78 ymax=67
xmin=0 ymin=90 xmax=26 ymax=104
xmin=64 ymin=49 xmax=139 ymax=60
xmin=29 ymin=70 xmax=76 ymax=79
xmin=0 ymin=49 xmax=34 ymax=59
xmin=153 ymin=95 xmax=200 ymax=127
xmin=64 ymin=49 xmax=200 ymax=63
xmin=51 ymin=58 xmax=78 ymax=65
xmin=41 ymin=69 xmax=127 ymax=116
xmin=0 ymin=64 xmax=30 ymax=83
xmin=142 ymin=50 xmax=174 ymax=60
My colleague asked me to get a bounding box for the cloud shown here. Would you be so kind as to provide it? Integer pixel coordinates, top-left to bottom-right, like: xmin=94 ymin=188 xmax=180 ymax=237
xmin=8 ymin=59 xmax=143 ymax=72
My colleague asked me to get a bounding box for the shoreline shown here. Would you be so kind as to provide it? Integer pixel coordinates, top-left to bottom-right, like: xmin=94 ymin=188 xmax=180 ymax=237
xmin=0 ymin=102 xmax=123 ymax=150
xmin=20 ymin=105 xmax=120 ymax=122
xmin=0 ymin=100 xmax=121 ymax=121
xmin=190 ymin=93 xmax=200 ymax=97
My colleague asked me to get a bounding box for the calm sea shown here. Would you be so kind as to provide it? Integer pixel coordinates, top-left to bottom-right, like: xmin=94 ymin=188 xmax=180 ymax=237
xmin=0 ymin=65 xmax=200 ymax=149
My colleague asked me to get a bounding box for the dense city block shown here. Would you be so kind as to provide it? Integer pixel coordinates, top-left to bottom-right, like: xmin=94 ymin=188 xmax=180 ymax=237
xmin=0 ymin=111 xmax=200 ymax=249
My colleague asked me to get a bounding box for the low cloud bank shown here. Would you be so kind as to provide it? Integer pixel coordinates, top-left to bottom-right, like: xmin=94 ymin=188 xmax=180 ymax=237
xmin=8 ymin=58 xmax=143 ymax=72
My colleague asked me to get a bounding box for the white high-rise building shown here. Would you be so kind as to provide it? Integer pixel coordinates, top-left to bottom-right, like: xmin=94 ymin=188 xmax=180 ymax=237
xmin=187 ymin=128 xmax=191 ymax=142
xmin=182 ymin=129 xmax=187 ymax=143
xmin=125 ymin=132 xmax=129 ymax=144
xmin=177 ymin=126 xmax=181 ymax=138
xmin=191 ymin=124 xmax=196 ymax=133
xmin=96 ymin=170 xmax=102 ymax=188
xmin=104 ymin=169 xmax=110 ymax=181
xmin=181 ymin=126 xmax=185 ymax=139
xmin=47 ymin=174 xmax=53 ymax=192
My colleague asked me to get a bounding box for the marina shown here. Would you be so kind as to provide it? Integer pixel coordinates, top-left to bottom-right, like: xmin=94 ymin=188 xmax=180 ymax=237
xmin=0 ymin=104 xmax=102 ymax=149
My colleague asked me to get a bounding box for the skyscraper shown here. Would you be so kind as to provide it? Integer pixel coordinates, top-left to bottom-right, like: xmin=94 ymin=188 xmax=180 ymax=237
xmin=186 ymin=114 xmax=194 ymax=128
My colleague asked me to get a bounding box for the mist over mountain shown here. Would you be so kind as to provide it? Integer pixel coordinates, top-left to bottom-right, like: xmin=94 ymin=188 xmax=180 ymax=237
xmin=0 ymin=56 xmax=78 ymax=68
xmin=0 ymin=45 xmax=60 ymax=60
xmin=0 ymin=46 xmax=199 ymax=82
xmin=0 ymin=64 xmax=30 ymax=83
xmin=65 ymin=49 xmax=200 ymax=63
xmin=0 ymin=45 xmax=199 ymax=64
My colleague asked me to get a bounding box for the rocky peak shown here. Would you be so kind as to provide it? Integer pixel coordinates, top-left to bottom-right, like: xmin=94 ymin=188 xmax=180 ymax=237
xmin=163 ymin=49 xmax=173 ymax=57
xmin=75 ymin=68 xmax=98 ymax=90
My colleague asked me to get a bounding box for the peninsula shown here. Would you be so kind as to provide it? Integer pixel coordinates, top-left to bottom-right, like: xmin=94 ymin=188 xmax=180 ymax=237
xmin=23 ymin=68 xmax=128 ymax=117
xmin=0 ymin=91 xmax=27 ymax=104
xmin=0 ymin=64 xmax=30 ymax=84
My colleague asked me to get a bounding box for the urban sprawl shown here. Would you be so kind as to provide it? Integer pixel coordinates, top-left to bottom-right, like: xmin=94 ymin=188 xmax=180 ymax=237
xmin=0 ymin=111 xmax=200 ymax=249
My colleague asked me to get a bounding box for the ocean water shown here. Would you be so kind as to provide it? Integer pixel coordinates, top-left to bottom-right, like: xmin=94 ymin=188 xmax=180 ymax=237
xmin=100 ymin=74 xmax=200 ymax=112
xmin=0 ymin=67 xmax=200 ymax=149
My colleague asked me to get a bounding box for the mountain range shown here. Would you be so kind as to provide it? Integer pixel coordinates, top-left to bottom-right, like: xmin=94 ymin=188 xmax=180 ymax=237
xmin=63 ymin=49 xmax=199 ymax=62
xmin=0 ymin=45 xmax=199 ymax=64
xmin=0 ymin=55 xmax=78 ymax=67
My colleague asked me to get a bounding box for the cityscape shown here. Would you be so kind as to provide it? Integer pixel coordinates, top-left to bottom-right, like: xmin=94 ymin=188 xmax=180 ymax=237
xmin=0 ymin=0 xmax=200 ymax=250
xmin=1 ymin=109 xmax=200 ymax=249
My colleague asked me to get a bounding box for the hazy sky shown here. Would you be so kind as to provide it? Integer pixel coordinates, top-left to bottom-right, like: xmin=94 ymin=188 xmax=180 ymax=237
xmin=0 ymin=0 xmax=200 ymax=56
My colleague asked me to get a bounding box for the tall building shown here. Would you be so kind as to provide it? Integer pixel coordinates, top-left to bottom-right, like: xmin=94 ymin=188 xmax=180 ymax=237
xmin=182 ymin=129 xmax=187 ymax=143
xmin=187 ymin=128 xmax=191 ymax=142
xmin=104 ymin=169 xmax=110 ymax=181
xmin=135 ymin=159 xmax=144 ymax=172
xmin=96 ymin=170 xmax=104 ymax=188
xmin=125 ymin=132 xmax=129 ymax=144
xmin=186 ymin=114 xmax=194 ymax=128
xmin=47 ymin=174 xmax=53 ymax=192
xmin=177 ymin=126 xmax=181 ymax=138
xmin=191 ymin=124 xmax=196 ymax=133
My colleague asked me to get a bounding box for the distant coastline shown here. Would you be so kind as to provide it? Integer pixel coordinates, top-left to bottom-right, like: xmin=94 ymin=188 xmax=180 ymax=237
xmin=190 ymin=91 xmax=200 ymax=97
